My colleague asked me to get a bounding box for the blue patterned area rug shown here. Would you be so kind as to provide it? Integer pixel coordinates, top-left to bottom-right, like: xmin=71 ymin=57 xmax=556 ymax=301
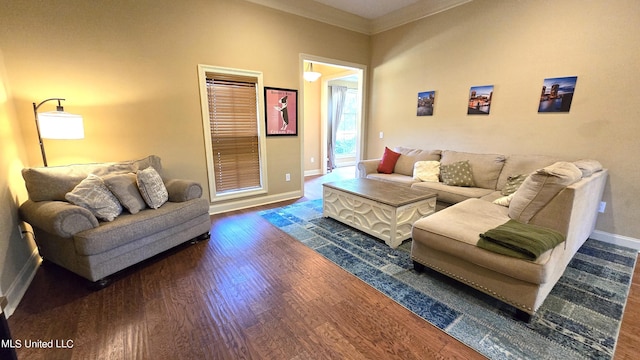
xmin=260 ymin=200 xmax=637 ymax=360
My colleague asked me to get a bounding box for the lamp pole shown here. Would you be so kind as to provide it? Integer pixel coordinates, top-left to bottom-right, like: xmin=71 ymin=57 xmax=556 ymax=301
xmin=32 ymin=98 xmax=65 ymax=167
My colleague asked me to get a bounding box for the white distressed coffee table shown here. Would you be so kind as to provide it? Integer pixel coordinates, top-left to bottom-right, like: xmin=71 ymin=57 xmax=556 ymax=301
xmin=323 ymin=178 xmax=437 ymax=248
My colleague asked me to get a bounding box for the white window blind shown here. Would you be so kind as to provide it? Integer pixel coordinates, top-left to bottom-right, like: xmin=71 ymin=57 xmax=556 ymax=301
xmin=206 ymin=72 xmax=262 ymax=194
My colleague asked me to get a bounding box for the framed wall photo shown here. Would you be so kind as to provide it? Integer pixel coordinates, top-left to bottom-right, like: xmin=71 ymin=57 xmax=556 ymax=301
xmin=468 ymin=85 xmax=494 ymax=115
xmin=264 ymin=87 xmax=298 ymax=136
xmin=538 ymin=76 xmax=578 ymax=113
xmin=417 ymin=90 xmax=435 ymax=116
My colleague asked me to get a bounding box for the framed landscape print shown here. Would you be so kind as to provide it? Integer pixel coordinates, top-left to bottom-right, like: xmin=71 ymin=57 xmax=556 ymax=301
xmin=538 ymin=76 xmax=578 ymax=113
xmin=468 ymin=85 xmax=494 ymax=115
xmin=417 ymin=90 xmax=435 ymax=116
xmin=264 ymin=87 xmax=298 ymax=136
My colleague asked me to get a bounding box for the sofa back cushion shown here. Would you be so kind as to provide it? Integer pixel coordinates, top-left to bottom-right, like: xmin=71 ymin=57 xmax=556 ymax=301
xmin=393 ymin=147 xmax=441 ymax=176
xmin=22 ymin=155 xmax=163 ymax=202
xmin=440 ymin=150 xmax=505 ymax=189
xmin=496 ymin=154 xmax=560 ymax=190
xmin=508 ymin=161 xmax=583 ymax=223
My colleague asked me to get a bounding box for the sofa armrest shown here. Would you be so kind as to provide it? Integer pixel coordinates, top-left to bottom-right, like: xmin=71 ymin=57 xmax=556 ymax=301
xmin=164 ymin=179 xmax=203 ymax=202
xmin=356 ymin=159 xmax=381 ymax=178
xmin=19 ymin=200 xmax=99 ymax=238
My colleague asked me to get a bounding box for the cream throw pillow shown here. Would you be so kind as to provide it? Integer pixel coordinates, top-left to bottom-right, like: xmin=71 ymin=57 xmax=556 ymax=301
xmin=412 ymin=161 xmax=440 ymax=182
xmin=65 ymin=174 xmax=122 ymax=222
xmin=493 ymin=193 xmax=515 ymax=207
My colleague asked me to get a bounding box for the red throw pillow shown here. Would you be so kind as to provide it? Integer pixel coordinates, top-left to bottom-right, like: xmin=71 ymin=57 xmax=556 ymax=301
xmin=377 ymin=147 xmax=401 ymax=174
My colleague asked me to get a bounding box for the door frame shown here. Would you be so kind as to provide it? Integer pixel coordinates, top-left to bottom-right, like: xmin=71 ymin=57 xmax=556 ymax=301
xmin=299 ymin=54 xmax=367 ymax=176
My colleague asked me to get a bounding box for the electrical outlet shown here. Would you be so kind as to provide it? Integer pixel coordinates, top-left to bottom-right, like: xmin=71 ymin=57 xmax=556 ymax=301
xmin=598 ymin=201 xmax=606 ymax=213
xmin=285 ymin=173 xmax=291 ymax=182
xmin=310 ymin=157 xmax=315 ymax=163
xmin=379 ymin=131 xmax=384 ymax=139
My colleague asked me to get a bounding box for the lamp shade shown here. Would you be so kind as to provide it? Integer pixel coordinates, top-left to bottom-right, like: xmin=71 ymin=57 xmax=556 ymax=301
xmin=304 ymin=71 xmax=322 ymax=82
xmin=304 ymin=62 xmax=321 ymax=82
xmin=38 ymin=111 xmax=84 ymax=139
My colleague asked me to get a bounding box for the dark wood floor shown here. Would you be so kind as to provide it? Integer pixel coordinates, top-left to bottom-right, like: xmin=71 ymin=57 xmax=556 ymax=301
xmin=7 ymin=166 xmax=640 ymax=359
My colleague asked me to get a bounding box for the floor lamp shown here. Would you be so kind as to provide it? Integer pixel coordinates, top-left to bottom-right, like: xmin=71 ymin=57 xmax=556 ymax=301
xmin=32 ymin=98 xmax=84 ymax=167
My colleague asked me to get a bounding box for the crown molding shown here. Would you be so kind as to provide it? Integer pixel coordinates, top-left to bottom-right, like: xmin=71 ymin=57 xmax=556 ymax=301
xmin=245 ymin=0 xmax=472 ymax=35
xmin=245 ymin=0 xmax=371 ymax=34
xmin=371 ymin=0 xmax=472 ymax=34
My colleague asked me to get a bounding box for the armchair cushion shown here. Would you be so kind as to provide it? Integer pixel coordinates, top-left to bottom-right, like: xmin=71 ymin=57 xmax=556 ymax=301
xmin=103 ymin=173 xmax=147 ymax=214
xmin=22 ymin=155 xmax=162 ymax=201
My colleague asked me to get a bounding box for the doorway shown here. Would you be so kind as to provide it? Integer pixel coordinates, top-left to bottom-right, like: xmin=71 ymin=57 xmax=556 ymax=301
xmin=300 ymin=54 xmax=366 ymax=177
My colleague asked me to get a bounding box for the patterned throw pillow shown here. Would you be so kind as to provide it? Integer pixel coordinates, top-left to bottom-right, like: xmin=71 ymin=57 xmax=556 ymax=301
xmin=137 ymin=166 xmax=168 ymax=209
xmin=440 ymin=160 xmax=476 ymax=187
xmin=65 ymin=174 xmax=123 ymax=221
xmin=501 ymin=174 xmax=528 ymax=196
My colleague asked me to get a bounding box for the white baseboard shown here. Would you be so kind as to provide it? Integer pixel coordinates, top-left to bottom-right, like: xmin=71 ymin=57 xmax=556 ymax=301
xmin=591 ymin=230 xmax=640 ymax=251
xmin=4 ymin=248 xmax=41 ymax=318
xmin=304 ymin=169 xmax=322 ymax=177
xmin=209 ymin=190 xmax=303 ymax=214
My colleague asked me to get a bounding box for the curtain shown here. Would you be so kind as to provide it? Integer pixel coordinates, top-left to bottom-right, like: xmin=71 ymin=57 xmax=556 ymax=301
xmin=327 ymin=85 xmax=347 ymax=171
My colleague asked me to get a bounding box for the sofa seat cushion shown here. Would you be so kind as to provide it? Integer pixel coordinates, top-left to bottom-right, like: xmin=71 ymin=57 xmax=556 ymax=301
xmin=366 ymin=173 xmax=417 ymax=186
xmin=412 ymin=199 xmax=556 ymax=284
xmin=411 ymin=182 xmax=494 ymax=204
xmin=73 ymin=198 xmax=209 ymax=256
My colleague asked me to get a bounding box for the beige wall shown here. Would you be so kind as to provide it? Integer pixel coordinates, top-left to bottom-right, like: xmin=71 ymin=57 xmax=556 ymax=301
xmin=0 ymin=0 xmax=369 ymax=312
xmin=368 ymin=0 xmax=640 ymax=241
xmin=0 ymin=48 xmax=37 ymax=313
xmin=303 ymin=71 xmax=322 ymax=173
xmin=0 ymin=0 xmax=370 ymax=203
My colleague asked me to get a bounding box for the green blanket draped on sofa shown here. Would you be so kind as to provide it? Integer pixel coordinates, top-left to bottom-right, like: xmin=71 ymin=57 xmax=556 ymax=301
xmin=478 ymin=219 xmax=565 ymax=260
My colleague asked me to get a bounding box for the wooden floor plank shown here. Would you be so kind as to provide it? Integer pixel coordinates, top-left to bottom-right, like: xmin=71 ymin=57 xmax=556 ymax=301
xmin=7 ymin=166 xmax=637 ymax=359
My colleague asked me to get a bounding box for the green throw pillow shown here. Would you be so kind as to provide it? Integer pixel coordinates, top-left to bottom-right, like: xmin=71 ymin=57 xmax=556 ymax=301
xmin=501 ymin=174 xmax=528 ymax=196
xmin=440 ymin=160 xmax=475 ymax=187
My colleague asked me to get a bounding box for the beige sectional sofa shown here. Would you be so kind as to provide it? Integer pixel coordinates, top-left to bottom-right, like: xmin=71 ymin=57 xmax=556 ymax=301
xmin=357 ymin=147 xmax=608 ymax=320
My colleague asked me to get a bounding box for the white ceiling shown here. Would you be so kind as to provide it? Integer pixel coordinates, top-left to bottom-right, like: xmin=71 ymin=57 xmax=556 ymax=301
xmin=312 ymin=0 xmax=420 ymax=19
xmin=245 ymin=0 xmax=472 ymax=34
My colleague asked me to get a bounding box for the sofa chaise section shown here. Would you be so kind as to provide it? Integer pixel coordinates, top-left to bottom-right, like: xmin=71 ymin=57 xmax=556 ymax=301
xmin=411 ymin=168 xmax=608 ymax=319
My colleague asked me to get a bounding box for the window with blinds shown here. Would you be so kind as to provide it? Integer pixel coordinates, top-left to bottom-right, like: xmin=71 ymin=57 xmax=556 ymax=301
xmin=199 ymin=66 xmax=266 ymax=200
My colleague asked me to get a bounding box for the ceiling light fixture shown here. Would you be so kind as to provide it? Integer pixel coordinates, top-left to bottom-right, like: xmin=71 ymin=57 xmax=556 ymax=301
xmin=304 ymin=63 xmax=321 ymax=82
